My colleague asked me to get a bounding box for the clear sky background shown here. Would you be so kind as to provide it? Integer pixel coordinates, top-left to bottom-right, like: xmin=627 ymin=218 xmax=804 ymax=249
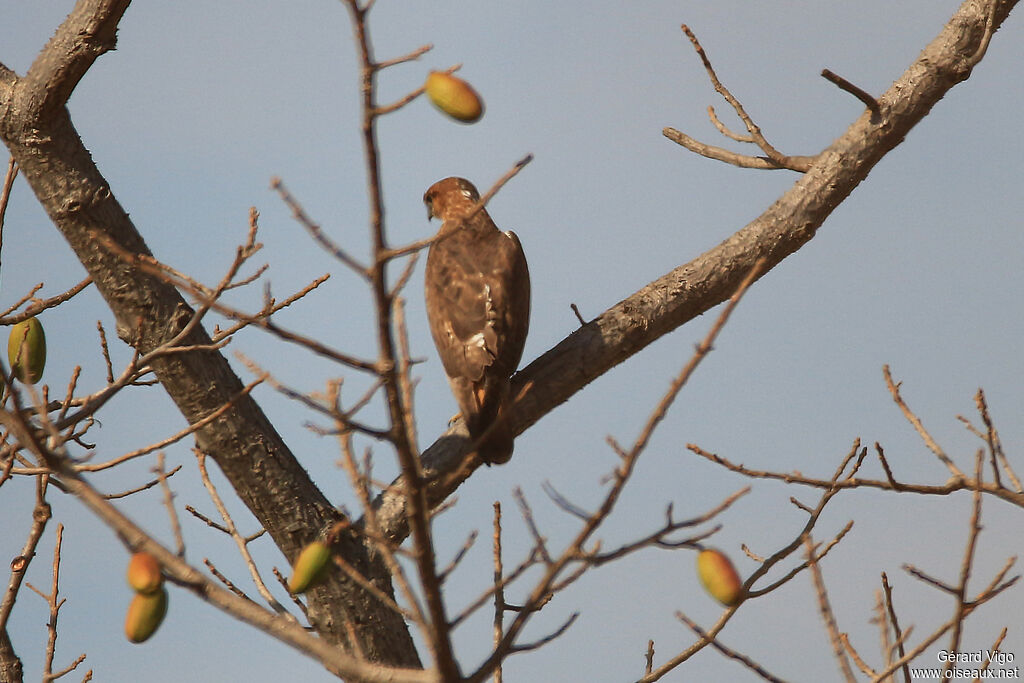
xmin=2 ymin=1 xmax=1023 ymax=681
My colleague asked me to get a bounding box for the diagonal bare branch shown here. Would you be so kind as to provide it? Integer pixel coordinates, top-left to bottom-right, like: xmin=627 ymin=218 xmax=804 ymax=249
xmin=367 ymin=0 xmax=1020 ymax=547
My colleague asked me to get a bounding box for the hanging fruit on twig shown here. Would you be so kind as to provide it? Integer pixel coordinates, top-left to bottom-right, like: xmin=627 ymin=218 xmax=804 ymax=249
xmin=288 ymin=540 xmax=332 ymax=593
xmin=124 ymin=587 xmax=169 ymax=644
xmin=126 ymin=551 xmax=163 ymax=595
xmin=8 ymin=317 xmax=46 ymax=384
xmin=425 ymin=71 xmax=484 ymax=123
xmin=696 ymin=548 xmax=744 ymax=606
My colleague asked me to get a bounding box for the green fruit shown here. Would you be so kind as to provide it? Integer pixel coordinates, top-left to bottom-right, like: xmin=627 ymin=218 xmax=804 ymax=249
xmin=424 ymin=71 xmax=484 ymax=123
xmin=7 ymin=317 xmax=46 ymax=384
xmin=124 ymin=586 xmax=168 ymax=643
xmin=126 ymin=551 xmax=163 ymax=595
xmin=696 ymin=548 xmax=743 ymax=606
xmin=288 ymin=541 xmax=331 ymax=593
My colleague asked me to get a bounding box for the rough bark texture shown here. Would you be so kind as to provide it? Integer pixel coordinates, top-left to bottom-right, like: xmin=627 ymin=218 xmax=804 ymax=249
xmin=367 ymin=0 xmax=1018 ymax=544
xmin=0 ymin=0 xmax=1016 ymax=678
xmin=0 ymin=631 xmax=21 ymax=683
xmin=0 ymin=0 xmax=419 ymax=668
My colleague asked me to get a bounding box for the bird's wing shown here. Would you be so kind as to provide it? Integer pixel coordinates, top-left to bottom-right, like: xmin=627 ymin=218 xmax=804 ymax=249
xmin=424 ymin=227 xmax=529 ymax=388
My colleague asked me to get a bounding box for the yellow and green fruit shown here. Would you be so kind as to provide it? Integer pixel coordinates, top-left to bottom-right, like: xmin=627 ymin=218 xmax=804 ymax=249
xmin=124 ymin=586 xmax=168 ymax=644
xmin=7 ymin=317 xmax=46 ymax=384
xmin=424 ymin=71 xmax=484 ymax=123
xmin=126 ymin=551 xmax=163 ymax=595
xmin=696 ymin=548 xmax=743 ymax=606
xmin=288 ymin=540 xmax=332 ymax=594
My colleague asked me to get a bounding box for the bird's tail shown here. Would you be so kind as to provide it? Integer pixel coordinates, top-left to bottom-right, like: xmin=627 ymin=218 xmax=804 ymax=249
xmin=474 ymin=411 xmax=515 ymax=465
xmin=469 ymin=389 xmax=515 ymax=465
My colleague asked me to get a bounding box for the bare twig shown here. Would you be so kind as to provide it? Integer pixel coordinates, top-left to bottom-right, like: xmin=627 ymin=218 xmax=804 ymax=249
xmin=840 ymin=632 xmax=876 ymax=678
xmin=0 ymin=401 xmax=437 ymax=683
xmin=870 ymin=591 xmax=889 ymax=678
xmin=0 ymin=278 xmax=93 ymax=323
xmin=506 ymin=613 xmax=579 ymax=654
xmin=393 ymin=297 xmax=421 ymax=454
xmin=804 ymin=535 xmax=856 ymax=682
xmin=9 ymin=378 xmax=263 ymax=478
xmin=977 ymin=628 xmax=1009 ymax=679
xmin=194 ymin=450 xmax=297 ymax=620
xmin=95 ymin=321 xmax=115 ymax=384
xmin=468 ymin=259 xmax=766 ymax=683
xmin=372 ymin=45 xmax=440 ymax=116
xmin=155 ymin=452 xmax=185 ymax=556
xmin=93 ymin=378 xmax=261 ymax=472
xmin=436 ymin=531 xmax=477 ymax=584
xmin=821 ymin=69 xmax=880 ymax=116
xmin=334 ymin=430 xmax=425 ymax=630
xmin=370 ymin=1 xmax=1021 ymax=553
xmin=880 ymin=573 xmax=911 ymax=683
xmin=676 ymin=611 xmax=789 ymax=682
xmin=943 ymin=451 xmax=985 ymax=675
xmin=707 ymin=105 xmax=755 ymax=142
xmin=270 ymin=177 xmax=368 ymax=277
xmin=662 ymin=127 xmax=816 ymax=170
xmin=447 ymin=545 xmax=542 ymax=632
xmin=492 ymin=502 xmax=504 ymax=683
xmin=375 ymin=43 xmax=433 ymax=71
xmin=380 ymin=154 xmax=534 ymax=262
xmin=33 ymin=524 xmax=87 ymax=682
xmin=587 ymin=489 xmax=748 ymax=566
xmin=686 ymin=442 xmax=1024 ymax=510
xmin=569 ymin=303 xmax=586 ymax=326
xmin=871 ymin=567 xmax=1015 ymax=683
xmin=86 ymin=229 xmax=368 ymax=375
xmin=103 ymin=466 xmax=181 ymax=500
xmin=0 ymin=487 xmax=52 ymax=633
xmin=884 ymin=365 xmax=965 ymax=480
xmin=0 ymin=157 xmax=17 ymax=260
xmin=204 ymin=559 xmax=252 ymax=600
xmin=341 ymin=0 xmax=459 ymax=674
xmin=645 ymin=451 xmax=855 ymax=681
xmin=971 ymin=389 xmax=1021 ymax=492
xmin=746 ymin=520 xmax=853 ymax=599
xmin=668 ymin=25 xmax=812 ymax=172
xmin=234 ymin=353 xmax=389 ymax=440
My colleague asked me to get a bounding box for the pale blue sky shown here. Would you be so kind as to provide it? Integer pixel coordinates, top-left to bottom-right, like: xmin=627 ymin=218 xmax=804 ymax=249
xmin=2 ymin=1 xmax=1022 ymax=681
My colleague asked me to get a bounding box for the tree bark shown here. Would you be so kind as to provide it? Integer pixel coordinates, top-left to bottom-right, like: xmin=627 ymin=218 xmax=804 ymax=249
xmin=367 ymin=0 xmax=1018 ymax=544
xmin=0 ymin=0 xmax=419 ymax=667
xmin=0 ymin=0 xmax=1016 ymax=675
xmin=0 ymin=630 xmax=23 ymax=683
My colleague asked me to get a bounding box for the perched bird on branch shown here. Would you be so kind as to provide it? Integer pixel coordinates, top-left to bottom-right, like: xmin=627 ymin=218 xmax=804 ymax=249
xmin=423 ymin=177 xmax=531 ymax=465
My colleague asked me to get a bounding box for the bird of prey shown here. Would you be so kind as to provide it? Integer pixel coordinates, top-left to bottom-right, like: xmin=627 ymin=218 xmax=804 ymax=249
xmin=423 ymin=177 xmax=530 ymax=465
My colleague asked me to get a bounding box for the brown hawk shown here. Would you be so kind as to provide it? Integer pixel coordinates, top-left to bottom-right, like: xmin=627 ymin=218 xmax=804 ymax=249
xmin=423 ymin=177 xmax=531 ymax=465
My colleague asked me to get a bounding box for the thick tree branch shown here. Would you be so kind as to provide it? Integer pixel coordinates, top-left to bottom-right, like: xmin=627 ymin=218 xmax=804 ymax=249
xmin=368 ymin=0 xmax=1019 ymax=544
xmin=18 ymin=0 xmax=130 ymax=121
xmin=0 ymin=406 xmax=435 ymax=683
xmin=1 ymin=0 xmax=1017 ymax=676
xmin=0 ymin=0 xmax=417 ymax=665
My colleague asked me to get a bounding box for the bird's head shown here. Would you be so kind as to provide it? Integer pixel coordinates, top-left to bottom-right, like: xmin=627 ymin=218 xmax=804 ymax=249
xmin=424 ymin=177 xmax=480 ymax=222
